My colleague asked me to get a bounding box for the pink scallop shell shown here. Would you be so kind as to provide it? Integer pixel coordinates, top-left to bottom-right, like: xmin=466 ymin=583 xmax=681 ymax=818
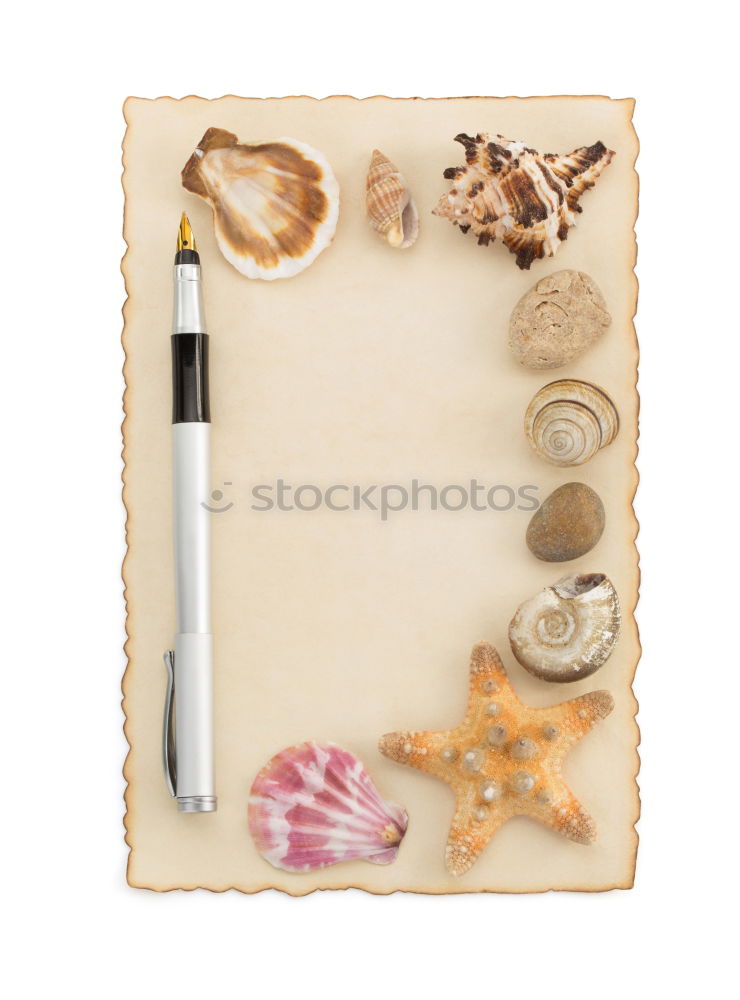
xmin=248 ymin=742 xmax=408 ymax=872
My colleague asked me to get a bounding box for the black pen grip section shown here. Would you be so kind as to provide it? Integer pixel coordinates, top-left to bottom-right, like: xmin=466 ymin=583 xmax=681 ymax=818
xmin=171 ymin=333 xmax=210 ymax=423
xmin=174 ymin=248 xmax=200 ymax=266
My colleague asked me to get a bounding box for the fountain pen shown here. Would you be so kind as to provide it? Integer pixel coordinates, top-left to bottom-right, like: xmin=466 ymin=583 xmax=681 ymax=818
xmin=162 ymin=213 xmax=216 ymax=812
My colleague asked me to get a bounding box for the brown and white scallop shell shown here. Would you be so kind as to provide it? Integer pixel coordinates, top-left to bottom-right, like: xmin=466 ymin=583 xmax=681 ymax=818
xmin=433 ymin=133 xmax=614 ymax=269
xmin=365 ymin=149 xmax=419 ymax=249
xmin=524 ymin=379 xmax=619 ymax=466
xmin=509 ymin=573 xmax=621 ymax=682
xmin=181 ymin=127 xmax=340 ymax=280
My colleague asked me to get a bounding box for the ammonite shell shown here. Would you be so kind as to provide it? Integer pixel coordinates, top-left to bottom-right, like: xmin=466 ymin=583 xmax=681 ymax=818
xmin=248 ymin=741 xmax=408 ymax=872
xmin=182 ymin=127 xmax=340 ymax=280
xmin=509 ymin=573 xmax=621 ymax=682
xmin=524 ymin=379 xmax=619 ymax=466
xmin=366 ymin=149 xmax=419 ymax=248
xmin=433 ymin=133 xmax=614 ymax=269
xmin=509 ymin=270 xmax=612 ymax=369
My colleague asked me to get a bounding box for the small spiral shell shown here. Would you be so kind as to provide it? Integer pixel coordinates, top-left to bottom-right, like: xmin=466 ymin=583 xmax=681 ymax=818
xmin=366 ymin=149 xmax=419 ymax=249
xmin=509 ymin=573 xmax=621 ymax=682
xmin=524 ymin=379 xmax=619 ymax=466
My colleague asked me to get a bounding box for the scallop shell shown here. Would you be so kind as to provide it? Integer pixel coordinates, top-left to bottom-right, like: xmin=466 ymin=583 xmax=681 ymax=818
xmin=509 ymin=573 xmax=621 ymax=682
xmin=181 ymin=127 xmax=340 ymax=280
xmin=433 ymin=133 xmax=614 ymax=269
xmin=524 ymin=379 xmax=619 ymax=466
xmin=248 ymin=741 xmax=408 ymax=872
xmin=365 ymin=149 xmax=419 ymax=248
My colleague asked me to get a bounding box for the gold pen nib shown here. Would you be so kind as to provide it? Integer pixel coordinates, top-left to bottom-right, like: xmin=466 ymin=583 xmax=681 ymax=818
xmin=177 ymin=212 xmax=197 ymax=253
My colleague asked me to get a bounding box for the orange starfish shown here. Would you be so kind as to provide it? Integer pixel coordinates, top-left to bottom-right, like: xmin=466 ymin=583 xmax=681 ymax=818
xmin=379 ymin=641 xmax=614 ymax=875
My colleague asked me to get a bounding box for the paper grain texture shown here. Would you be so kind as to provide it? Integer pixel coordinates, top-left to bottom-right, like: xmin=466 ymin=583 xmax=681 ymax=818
xmin=122 ymin=96 xmax=639 ymax=893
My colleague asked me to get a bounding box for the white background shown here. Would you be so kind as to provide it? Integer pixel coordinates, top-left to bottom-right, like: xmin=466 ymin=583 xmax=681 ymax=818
xmin=1 ymin=3 xmax=736 ymax=997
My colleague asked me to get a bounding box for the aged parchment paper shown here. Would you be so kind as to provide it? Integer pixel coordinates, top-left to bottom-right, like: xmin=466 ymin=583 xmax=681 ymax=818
xmin=122 ymin=96 xmax=639 ymax=893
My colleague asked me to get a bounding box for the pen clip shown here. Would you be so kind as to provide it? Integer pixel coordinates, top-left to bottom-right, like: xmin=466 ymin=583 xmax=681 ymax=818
xmin=162 ymin=650 xmax=177 ymax=797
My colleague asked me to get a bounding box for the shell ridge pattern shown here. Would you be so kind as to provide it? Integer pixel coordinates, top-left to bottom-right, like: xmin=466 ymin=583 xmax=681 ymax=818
xmin=434 ymin=133 xmax=614 ymax=268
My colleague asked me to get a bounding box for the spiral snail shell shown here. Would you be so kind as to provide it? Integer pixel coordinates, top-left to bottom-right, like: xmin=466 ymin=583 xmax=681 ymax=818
xmin=365 ymin=149 xmax=419 ymax=249
xmin=509 ymin=573 xmax=621 ymax=682
xmin=524 ymin=379 xmax=619 ymax=467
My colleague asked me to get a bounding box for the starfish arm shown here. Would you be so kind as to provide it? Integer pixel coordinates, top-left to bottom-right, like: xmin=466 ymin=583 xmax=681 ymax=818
xmin=469 ymin=640 xmax=508 ymax=684
xmin=534 ymin=780 xmax=598 ymax=844
xmin=378 ymin=729 xmax=452 ymax=779
xmin=544 ymin=689 xmax=614 ymax=751
xmin=467 ymin=641 xmax=514 ymax=714
xmin=445 ymin=789 xmax=508 ymax=876
xmin=378 ymin=729 xmax=427 ymax=765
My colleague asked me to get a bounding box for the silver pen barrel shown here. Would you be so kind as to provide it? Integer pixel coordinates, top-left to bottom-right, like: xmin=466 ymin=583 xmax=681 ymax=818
xmin=173 ymin=262 xmax=206 ymax=334
xmin=163 ymin=213 xmax=216 ymax=813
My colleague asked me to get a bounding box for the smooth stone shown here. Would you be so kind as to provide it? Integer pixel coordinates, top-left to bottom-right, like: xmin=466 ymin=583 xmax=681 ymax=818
xmin=526 ymin=482 xmax=605 ymax=562
xmin=509 ymin=270 xmax=611 ymax=370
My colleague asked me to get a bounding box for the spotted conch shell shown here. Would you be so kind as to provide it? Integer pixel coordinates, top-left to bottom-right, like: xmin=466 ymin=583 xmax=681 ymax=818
xmin=248 ymin=741 xmax=408 ymax=872
xmin=433 ymin=133 xmax=614 ymax=269
xmin=182 ymin=127 xmax=340 ymax=280
xmin=365 ymin=149 xmax=419 ymax=248
xmin=524 ymin=379 xmax=619 ymax=466
xmin=509 ymin=573 xmax=621 ymax=682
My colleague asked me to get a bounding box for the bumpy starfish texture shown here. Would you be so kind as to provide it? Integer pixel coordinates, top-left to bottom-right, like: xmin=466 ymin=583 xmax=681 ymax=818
xmin=379 ymin=641 xmax=614 ymax=875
